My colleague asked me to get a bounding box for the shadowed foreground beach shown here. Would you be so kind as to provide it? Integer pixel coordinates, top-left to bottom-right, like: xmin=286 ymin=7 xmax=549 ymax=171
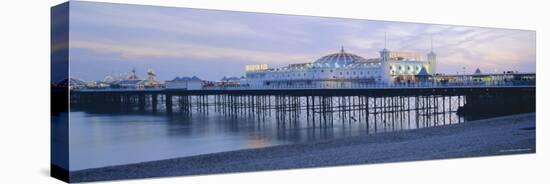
xmin=71 ymin=113 xmax=535 ymax=183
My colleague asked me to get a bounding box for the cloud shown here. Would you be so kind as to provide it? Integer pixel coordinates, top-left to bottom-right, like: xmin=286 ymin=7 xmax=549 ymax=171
xmin=71 ymin=39 xmax=317 ymax=66
xmin=70 ymin=1 xmax=312 ymax=46
xmin=338 ymin=22 xmax=535 ymax=73
xmin=67 ymin=1 xmax=535 ymax=80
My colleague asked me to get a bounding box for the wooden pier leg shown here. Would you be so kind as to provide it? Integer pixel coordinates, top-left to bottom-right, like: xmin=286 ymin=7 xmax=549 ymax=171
xmin=152 ymin=94 xmax=158 ymax=112
xmin=166 ymin=94 xmax=172 ymax=114
xmin=138 ymin=94 xmax=145 ymax=111
xmin=365 ymin=96 xmax=369 ymax=134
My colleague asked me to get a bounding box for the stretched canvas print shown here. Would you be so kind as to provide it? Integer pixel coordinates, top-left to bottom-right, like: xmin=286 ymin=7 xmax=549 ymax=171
xmin=51 ymin=1 xmax=536 ymax=183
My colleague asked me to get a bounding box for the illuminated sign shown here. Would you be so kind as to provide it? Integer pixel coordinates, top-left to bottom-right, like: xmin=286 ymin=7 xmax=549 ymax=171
xmin=245 ymin=64 xmax=268 ymax=71
xmin=390 ymin=51 xmax=422 ymax=60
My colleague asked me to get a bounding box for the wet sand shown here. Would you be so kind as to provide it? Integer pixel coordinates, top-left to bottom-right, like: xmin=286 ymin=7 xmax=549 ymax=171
xmin=71 ymin=113 xmax=535 ymax=183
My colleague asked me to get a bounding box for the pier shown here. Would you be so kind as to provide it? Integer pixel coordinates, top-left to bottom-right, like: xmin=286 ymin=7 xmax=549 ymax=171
xmin=70 ymin=85 xmax=535 ymax=132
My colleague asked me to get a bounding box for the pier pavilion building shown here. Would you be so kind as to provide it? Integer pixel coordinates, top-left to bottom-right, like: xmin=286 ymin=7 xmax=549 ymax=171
xmin=243 ymin=45 xmax=437 ymax=88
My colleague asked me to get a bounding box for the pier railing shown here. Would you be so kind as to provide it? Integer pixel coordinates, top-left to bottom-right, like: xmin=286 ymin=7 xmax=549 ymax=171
xmin=72 ymin=80 xmax=535 ymax=92
xmin=200 ymin=80 xmax=535 ymax=91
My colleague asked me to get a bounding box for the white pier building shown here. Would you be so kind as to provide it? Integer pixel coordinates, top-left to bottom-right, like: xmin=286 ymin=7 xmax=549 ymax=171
xmin=243 ymin=44 xmax=437 ymax=88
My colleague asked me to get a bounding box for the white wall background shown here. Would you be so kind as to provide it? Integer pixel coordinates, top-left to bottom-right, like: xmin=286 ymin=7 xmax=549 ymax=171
xmin=0 ymin=0 xmax=547 ymax=183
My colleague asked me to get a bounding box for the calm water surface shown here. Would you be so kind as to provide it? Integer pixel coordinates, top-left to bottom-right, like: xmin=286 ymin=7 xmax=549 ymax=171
xmin=69 ymin=96 xmax=467 ymax=170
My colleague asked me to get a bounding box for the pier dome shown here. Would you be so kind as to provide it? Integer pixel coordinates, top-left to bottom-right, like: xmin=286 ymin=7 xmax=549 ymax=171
xmin=314 ymin=47 xmax=365 ymax=68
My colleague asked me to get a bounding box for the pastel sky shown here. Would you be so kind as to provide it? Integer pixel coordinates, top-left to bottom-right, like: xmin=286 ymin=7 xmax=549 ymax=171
xmin=67 ymin=1 xmax=536 ymax=81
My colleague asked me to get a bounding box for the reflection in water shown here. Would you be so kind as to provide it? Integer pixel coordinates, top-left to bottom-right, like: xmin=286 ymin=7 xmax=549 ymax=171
xmin=70 ymin=95 xmax=469 ymax=171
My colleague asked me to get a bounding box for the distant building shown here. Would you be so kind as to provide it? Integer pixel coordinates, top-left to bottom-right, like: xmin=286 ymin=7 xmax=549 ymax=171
xmin=415 ymin=66 xmax=432 ymax=82
xmin=85 ymin=81 xmax=110 ymax=89
xmin=137 ymin=69 xmax=162 ymax=88
xmin=111 ymin=79 xmax=142 ymax=89
xmin=474 ymin=68 xmax=482 ymax=75
xmin=109 ymin=68 xmax=162 ymax=89
xmin=219 ymin=76 xmax=242 ymax=86
xmin=165 ymin=76 xmax=203 ymax=90
xmin=57 ymin=78 xmax=87 ymax=89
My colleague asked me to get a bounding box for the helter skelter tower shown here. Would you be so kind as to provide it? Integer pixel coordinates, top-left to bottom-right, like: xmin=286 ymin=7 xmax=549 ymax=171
xmin=147 ymin=69 xmax=156 ymax=81
xmin=128 ymin=67 xmax=139 ymax=80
